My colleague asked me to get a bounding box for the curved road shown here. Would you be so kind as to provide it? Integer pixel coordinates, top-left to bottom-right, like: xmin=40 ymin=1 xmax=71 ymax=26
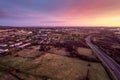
xmin=85 ymin=35 xmax=120 ymax=80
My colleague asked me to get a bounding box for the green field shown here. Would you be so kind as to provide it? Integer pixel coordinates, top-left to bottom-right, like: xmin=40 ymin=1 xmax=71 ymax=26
xmin=48 ymin=47 xmax=69 ymax=56
xmin=0 ymin=46 xmax=110 ymax=80
xmin=77 ymin=47 xmax=97 ymax=59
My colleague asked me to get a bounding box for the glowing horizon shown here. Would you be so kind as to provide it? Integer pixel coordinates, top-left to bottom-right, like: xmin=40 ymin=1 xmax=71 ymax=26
xmin=0 ymin=0 xmax=120 ymax=27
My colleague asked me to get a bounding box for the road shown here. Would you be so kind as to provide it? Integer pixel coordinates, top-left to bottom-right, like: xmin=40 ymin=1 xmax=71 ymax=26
xmin=85 ymin=35 xmax=120 ymax=80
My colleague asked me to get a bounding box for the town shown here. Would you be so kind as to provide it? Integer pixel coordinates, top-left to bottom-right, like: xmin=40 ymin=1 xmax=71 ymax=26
xmin=0 ymin=26 xmax=120 ymax=80
xmin=0 ymin=27 xmax=99 ymax=55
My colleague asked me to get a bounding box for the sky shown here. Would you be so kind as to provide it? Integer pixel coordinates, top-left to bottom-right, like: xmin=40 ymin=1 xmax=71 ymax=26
xmin=0 ymin=0 xmax=120 ymax=26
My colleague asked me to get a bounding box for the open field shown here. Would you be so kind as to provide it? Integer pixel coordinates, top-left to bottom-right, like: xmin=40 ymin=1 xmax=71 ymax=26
xmin=112 ymin=44 xmax=120 ymax=49
xmin=15 ymin=46 xmax=42 ymax=58
xmin=77 ymin=47 xmax=97 ymax=59
xmin=0 ymin=47 xmax=110 ymax=80
xmin=48 ymin=47 xmax=70 ymax=56
xmin=92 ymin=34 xmax=120 ymax=64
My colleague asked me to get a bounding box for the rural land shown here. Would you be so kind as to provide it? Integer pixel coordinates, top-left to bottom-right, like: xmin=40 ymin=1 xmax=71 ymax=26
xmin=0 ymin=26 xmax=120 ymax=80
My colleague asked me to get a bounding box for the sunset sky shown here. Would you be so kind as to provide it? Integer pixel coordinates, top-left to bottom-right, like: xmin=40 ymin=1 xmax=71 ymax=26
xmin=0 ymin=0 xmax=120 ymax=26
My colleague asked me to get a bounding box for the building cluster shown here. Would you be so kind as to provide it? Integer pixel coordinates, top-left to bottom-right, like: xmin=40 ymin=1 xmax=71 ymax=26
xmin=109 ymin=28 xmax=120 ymax=39
xmin=0 ymin=28 xmax=63 ymax=54
xmin=0 ymin=29 xmax=33 ymax=54
xmin=0 ymin=27 xmax=95 ymax=54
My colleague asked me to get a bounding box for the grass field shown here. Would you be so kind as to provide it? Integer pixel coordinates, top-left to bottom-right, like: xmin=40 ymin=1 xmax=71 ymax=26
xmin=15 ymin=46 xmax=42 ymax=58
xmin=0 ymin=46 xmax=110 ymax=80
xmin=48 ymin=47 xmax=69 ymax=56
xmin=77 ymin=47 xmax=97 ymax=59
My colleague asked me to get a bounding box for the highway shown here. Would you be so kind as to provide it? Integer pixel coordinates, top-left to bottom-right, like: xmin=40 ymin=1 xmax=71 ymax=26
xmin=85 ymin=35 xmax=120 ymax=80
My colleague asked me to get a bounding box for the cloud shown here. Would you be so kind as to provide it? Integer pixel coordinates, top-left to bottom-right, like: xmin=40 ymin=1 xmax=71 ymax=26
xmin=0 ymin=10 xmax=10 ymax=18
xmin=0 ymin=0 xmax=120 ymax=26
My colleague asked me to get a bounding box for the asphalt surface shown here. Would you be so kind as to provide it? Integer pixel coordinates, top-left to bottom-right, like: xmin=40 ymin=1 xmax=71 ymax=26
xmin=85 ymin=35 xmax=120 ymax=80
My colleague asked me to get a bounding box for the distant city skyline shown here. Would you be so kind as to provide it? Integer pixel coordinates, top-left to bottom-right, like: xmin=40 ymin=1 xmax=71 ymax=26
xmin=0 ymin=0 xmax=120 ymax=27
